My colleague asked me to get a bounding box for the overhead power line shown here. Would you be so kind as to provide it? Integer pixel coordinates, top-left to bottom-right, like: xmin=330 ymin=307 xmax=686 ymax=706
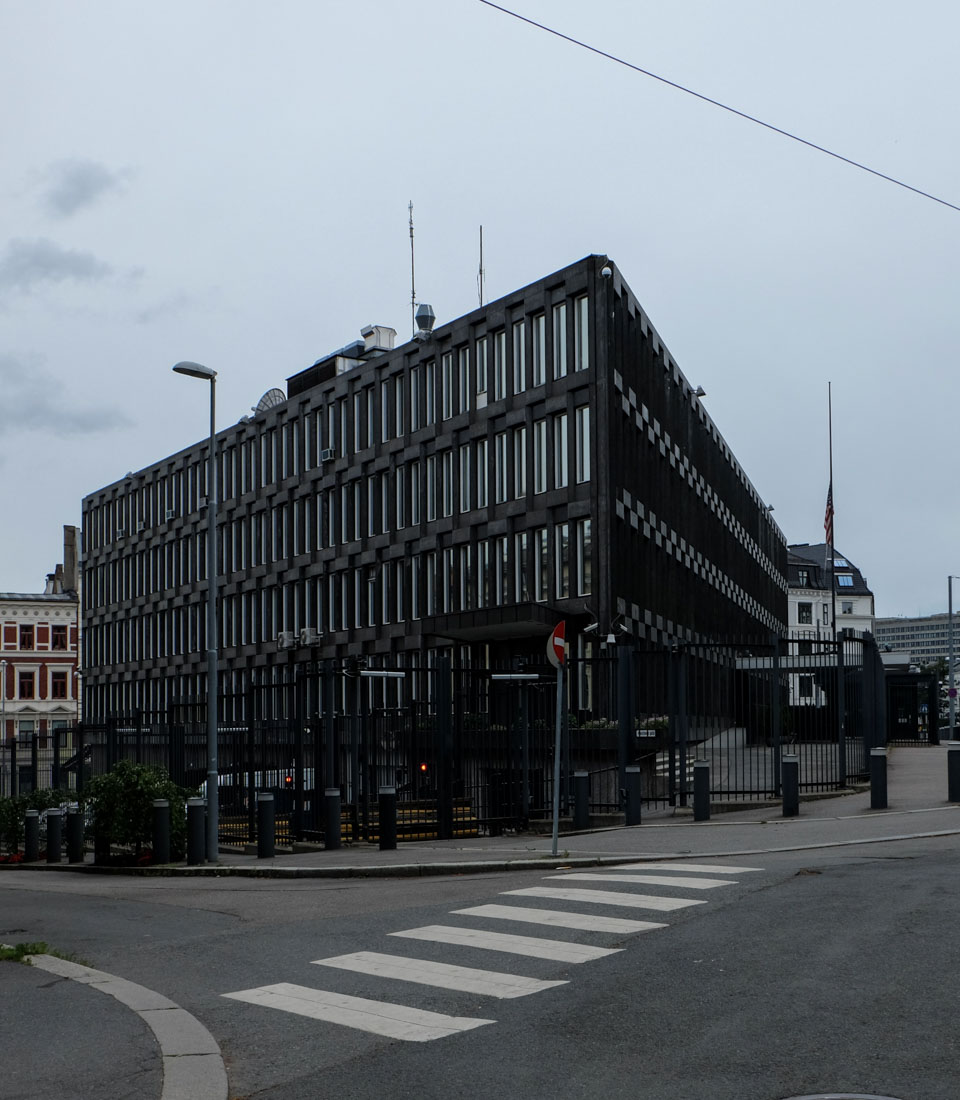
xmin=477 ymin=0 xmax=960 ymax=214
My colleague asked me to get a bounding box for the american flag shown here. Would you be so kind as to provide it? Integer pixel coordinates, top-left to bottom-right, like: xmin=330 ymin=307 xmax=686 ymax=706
xmin=824 ymin=482 xmax=834 ymax=547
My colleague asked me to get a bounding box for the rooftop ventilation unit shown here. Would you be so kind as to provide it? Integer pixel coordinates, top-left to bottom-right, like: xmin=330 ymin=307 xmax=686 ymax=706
xmin=413 ymin=303 xmax=436 ymax=342
xmin=361 ymin=325 xmax=397 ymax=354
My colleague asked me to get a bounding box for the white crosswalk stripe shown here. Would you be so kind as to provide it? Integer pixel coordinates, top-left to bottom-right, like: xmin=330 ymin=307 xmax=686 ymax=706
xmin=312 ymin=950 xmax=567 ymax=999
xmin=452 ymin=903 xmax=667 ymax=934
xmin=503 ymin=886 xmax=706 ymax=911
xmin=223 ymin=982 xmax=494 ymax=1041
xmin=547 ymin=872 xmax=736 ymax=889
xmin=390 ymin=924 xmax=622 ymax=963
xmin=615 ymin=862 xmax=763 ymax=874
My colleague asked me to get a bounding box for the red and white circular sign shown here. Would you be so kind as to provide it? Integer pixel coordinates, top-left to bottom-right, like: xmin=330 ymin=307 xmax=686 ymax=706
xmin=547 ymin=621 xmax=566 ymax=668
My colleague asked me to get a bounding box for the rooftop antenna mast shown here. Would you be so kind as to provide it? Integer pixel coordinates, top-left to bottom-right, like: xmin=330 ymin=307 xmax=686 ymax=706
xmin=478 ymin=224 xmax=485 ymax=307
xmin=409 ymin=200 xmax=416 ymax=338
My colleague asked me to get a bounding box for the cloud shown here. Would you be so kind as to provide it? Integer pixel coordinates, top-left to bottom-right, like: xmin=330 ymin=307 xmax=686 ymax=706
xmin=134 ymin=292 xmax=193 ymax=325
xmin=40 ymin=158 xmax=131 ymax=218
xmin=0 ymin=352 xmax=132 ymax=436
xmin=0 ymin=237 xmax=113 ymax=294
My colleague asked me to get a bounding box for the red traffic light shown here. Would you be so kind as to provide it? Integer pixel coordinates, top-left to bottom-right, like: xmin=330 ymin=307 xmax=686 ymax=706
xmin=284 ymin=774 xmax=293 ymax=788
xmin=419 ymin=762 xmax=428 ymax=773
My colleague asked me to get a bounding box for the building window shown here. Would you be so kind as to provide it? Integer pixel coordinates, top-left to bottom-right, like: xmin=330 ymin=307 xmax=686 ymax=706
xmin=395 ymin=375 xmax=404 ymax=437
xmin=459 ymin=545 xmax=473 ymax=610
xmin=797 ymin=569 xmax=809 ymax=586
xmin=554 ymin=412 xmax=568 ymax=489
xmin=842 ymin=600 xmax=854 ymax=615
xmin=51 ymin=671 xmax=68 ymax=700
xmin=425 ymin=361 xmax=436 ymax=425
xmin=798 ymin=675 xmax=814 ymax=700
xmin=797 ymin=602 xmax=813 ymax=625
xmin=532 ymin=313 xmax=546 ymax=386
xmin=576 ymin=519 xmax=592 ymax=595
xmin=426 ymin=456 xmax=437 ymax=522
xmin=555 ymin=522 xmax=570 ymax=598
xmin=493 ymin=331 xmax=507 ymax=401
xmin=495 ymin=432 xmax=509 ymax=504
xmin=458 ymin=347 xmax=470 ymax=414
xmin=19 ymin=671 xmax=34 ymax=700
xmin=441 ymin=352 xmax=454 ymax=420
xmin=495 ymin=536 xmax=509 ymax=604
xmin=533 ymin=419 xmax=547 ymax=494
xmin=514 ymin=532 xmax=529 ymax=601
xmin=410 ymin=366 xmax=421 ymax=432
xmin=512 ymin=320 xmax=526 ymax=394
xmin=476 ymin=439 xmax=488 ymax=509
xmin=476 ymin=337 xmax=488 ymax=399
xmin=52 ymin=625 xmax=68 ymax=651
xmin=442 ymin=450 xmax=454 ymax=518
xmin=410 ymin=461 xmax=421 ymax=525
xmin=513 ymin=425 xmax=527 ymax=499
xmin=837 ymin=574 xmax=854 ymax=587
xmin=823 ymin=603 xmax=830 ymax=625
xmin=574 ymin=295 xmax=589 ymax=371
xmin=19 ymin=625 xmax=33 ymax=650
xmin=534 ymin=527 xmax=548 ymax=602
xmin=575 ymin=406 xmax=590 ymax=483
xmin=459 ymin=445 xmax=471 ymax=513
xmin=553 ymin=302 xmax=567 ymax=379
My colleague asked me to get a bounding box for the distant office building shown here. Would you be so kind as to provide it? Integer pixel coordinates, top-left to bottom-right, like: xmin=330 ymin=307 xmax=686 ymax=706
xmin=81 ymin=255 xmax=787 ymax=719
xmin=874 ymin=613 xmax=954 ymax=668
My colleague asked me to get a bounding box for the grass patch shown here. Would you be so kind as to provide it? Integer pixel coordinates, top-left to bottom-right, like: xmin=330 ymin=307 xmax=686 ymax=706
xmin=0 ymin=941 xmax=87 ymax=965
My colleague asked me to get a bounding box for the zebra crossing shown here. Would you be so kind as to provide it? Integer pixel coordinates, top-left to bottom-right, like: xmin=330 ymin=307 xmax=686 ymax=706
xmin=222 ymin=860 xmax=762 ymax=1042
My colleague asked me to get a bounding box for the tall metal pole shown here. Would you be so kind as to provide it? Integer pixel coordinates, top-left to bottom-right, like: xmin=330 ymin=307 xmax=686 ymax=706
xmin=206 ymin=376 xmax=219 ymax=862
xmin=551 ymin=659 xmax=564 ymax=858
xmin=949 ymin=576 xmax=956 ymax=736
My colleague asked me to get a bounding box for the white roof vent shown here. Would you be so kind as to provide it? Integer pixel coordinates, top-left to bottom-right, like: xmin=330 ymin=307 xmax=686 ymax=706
xmin=361 ymin=325 xmax=397 ymax=354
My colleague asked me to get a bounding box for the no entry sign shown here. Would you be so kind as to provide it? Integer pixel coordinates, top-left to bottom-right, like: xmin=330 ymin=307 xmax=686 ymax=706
xmin=547 ymin=621 xmax=566 ymax=668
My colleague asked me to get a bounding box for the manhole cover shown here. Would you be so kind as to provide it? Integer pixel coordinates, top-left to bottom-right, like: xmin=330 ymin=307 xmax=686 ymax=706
xmin=782 ymin=1095 xmax=906 ymax=1100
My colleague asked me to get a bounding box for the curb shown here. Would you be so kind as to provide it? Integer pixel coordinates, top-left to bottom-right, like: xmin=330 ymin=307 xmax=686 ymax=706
xmin=24 ymin=954 xmax=228 ymax=1100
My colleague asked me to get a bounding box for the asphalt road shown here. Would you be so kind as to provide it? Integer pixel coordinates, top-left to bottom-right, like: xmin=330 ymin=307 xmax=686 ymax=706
xmin=2 ymin=837 xmax=958 ymax=1100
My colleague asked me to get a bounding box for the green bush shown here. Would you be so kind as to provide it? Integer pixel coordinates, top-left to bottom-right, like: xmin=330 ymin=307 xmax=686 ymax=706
xmin=0 ymin=789 xmax=72 ymax=854
xmin=82 ymin=761 xmax=196 ymax=861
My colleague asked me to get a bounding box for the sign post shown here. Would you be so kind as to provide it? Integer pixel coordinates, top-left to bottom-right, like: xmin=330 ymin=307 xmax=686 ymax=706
xmin=547 ymin=622 xmax=566 ymax=856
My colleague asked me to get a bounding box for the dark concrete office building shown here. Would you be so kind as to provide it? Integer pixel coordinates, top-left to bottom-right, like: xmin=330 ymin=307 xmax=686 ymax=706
xmin=81 ymin=255 xmax=787 ymax=719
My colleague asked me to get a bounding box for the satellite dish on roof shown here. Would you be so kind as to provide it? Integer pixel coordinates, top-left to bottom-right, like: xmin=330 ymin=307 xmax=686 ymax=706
xmin=253 ymin=388 xmax=286 ymax=413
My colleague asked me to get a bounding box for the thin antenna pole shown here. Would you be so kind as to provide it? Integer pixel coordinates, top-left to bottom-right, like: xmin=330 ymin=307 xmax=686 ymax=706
xmin=828 ymin=382 xmax=837 ymax=641
xmin=478 ymin=225 xmax=485 ymax=307
xmin=409 ymin=200 xmax=416 ymax=338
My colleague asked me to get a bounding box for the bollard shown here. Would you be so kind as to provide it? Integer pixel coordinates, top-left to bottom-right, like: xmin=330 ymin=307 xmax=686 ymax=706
xmin=379 ymin=786 xmax=397 ymax=851
xmin=66 ymin=804 xmax=84 ymax=863
xmin=324 ymin=788 xmax=342 ymax=850
xmin=45 ymin=808 xmax=62 ymax=864
xmin=870 ymin=747 xmax=888 ymax=810
xmin=186 ymin=798 xmax=206 ymax=865
xmin=782 ymin=754 xmax=800 ymax=817
xmin=693 ymin=760 xmax=710 ymax=822
xmin=257 ymin=793 xmax=275 ymax=859
xmin=94 ymin=829 xmax=110 ymax=865
xmin=152 ymin=799 xmax=171 ymax=864
xmin=573 ymin=771 xmax=590 ymax=831
xmin=624 ymin=766 xmax=642 ymax=826
xmin=24 ymin=809 xmax=40 ymax=862
xmin=949 ymin=744 xmax=960 ymax=803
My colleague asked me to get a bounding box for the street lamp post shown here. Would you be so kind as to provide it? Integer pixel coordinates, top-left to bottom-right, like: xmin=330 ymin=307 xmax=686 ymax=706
xmin=950 ymin=576 xmax=960 ymax=738
xmin=173 ymin=361 xmax=219 ymax=862
xmin=1 ymin=658 xmax=7 ymax=745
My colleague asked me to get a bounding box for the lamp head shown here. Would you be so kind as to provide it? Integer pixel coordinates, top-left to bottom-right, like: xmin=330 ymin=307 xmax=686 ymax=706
xmin=173 ymin=361 xmax=217 ymax=381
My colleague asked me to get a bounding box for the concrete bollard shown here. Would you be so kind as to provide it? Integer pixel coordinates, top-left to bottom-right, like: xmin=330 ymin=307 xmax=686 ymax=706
xmin=379 ymin=786 xmax=397 ymax=851
xmin=186 ymin=798 xmax=206 ymax=865
xmin=624 ymin=766 xmax=642 ymax=826
xmin=152 ymin=799 xmax=171 ymax=864
xmin=324 ymin=788 xmax=341 ymax=850
xmin=693 ymin=760 xmax=710 ymax=822
xmin=45 ymin=808 xmax=62 ymax=864
xmin=949 ymin=744 xmax=960 ymax=803
xmin=870 ymin=747 xmax=888 ymax=810
xmin=782 ymin=754 xmax=800 ymax=817
xmin=66 ymin=805 xmax=84 ymax=863
xmin=257 ymin=793 xmax=275 ymax=859
xmin=573 ymin=771 xmax=590 ymax=831
xmin=24 ymin=809 xmax=40 ymax=862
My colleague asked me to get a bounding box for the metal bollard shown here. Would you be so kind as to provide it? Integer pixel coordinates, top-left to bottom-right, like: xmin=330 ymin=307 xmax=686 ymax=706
xmin=324 ymin=788 xmax=342 ymax=850
xmin=46 ymin=808 xmax=62 ymax=864
xmin=693 ymin=760 xmax=710 ymax=822
xmin=257 ymin=793 xmax=275 ymax=859
xmin=186 ymin=798 xmax=206 ymax=865
xmin=573 ymin=771 xmax=590 ymax=831
xmin=24 ymin=809 xmax=40 ymax=862
xmin=66 ymin=805 xmax=84 ymax=864
xmin=379 ymin=786 xmax=397 ymax=851
xmin=782 ymin=754 xmax=800 ymax=817
xmin=949 ymin=745 xmax=960 ymax=803
xmin=152 ymin=799 xmax=171 ymax=864
xmin=624 ymin=766 xmax=642 ymax=826
xmin=870 ymin=747 xmax=888 ymax=810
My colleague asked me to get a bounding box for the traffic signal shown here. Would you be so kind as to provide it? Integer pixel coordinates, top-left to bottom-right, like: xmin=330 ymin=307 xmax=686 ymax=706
xmin=284 ymin=774 xmax=293 ymax=789
xmin=418 ymin=761 xmax=428 ymax=775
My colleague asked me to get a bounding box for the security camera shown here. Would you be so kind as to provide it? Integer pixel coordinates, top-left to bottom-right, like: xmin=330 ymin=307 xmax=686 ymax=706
xmin=583 ymin=621 xmax=599 ymax=634
xmin=600 ymin=265 xmax=612 ymax=279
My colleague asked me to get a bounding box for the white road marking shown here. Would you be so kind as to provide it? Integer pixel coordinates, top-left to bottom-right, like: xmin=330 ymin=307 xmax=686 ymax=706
xmin=223 ymin=983 xmax=493 ymax=1042
xmin=452 ymin=904 xmax=667 ymax=934
xmin=312 ymin=951 xmax=567 ymax=999
xmin=503 ymin=887 xmax=705 ymax=911
xmin=615 ymin=862 xmax=763 ymax=874
xmin=548 ymin=872 xmax=736 ymax=889
xmin=390 ymin=924 xmax=621 ymax=963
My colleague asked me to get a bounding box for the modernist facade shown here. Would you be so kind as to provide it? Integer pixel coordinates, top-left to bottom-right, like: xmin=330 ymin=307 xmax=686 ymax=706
xmin=1 ymin=526 xmax=81 ymax=742
xmin=874 ymin=614 xmax=954 ymax=668
xmin=81 ymin=256 xmax=787 ymax=720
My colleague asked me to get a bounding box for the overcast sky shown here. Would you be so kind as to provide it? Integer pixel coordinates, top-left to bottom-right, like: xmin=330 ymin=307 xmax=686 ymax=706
xmin=2 ymin=0 xmax=957 ymax=618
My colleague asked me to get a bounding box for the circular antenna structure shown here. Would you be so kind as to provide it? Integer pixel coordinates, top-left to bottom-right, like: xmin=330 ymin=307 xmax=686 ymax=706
xmin=254 ymin=388 xmax=286 ymax=413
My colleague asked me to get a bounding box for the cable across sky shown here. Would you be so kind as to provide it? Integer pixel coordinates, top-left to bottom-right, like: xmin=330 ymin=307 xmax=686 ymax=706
xmin=477 ymin=0 xmax=960 ymax=215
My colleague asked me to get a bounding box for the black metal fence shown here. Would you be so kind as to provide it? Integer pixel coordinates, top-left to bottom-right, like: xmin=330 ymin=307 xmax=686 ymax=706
xmin=1 ymin=632 xmax=897 ymax=845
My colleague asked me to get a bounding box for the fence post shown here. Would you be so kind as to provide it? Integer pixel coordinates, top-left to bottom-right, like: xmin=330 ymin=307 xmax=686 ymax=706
xmin=836 ymin=636 xmax=847 ymax=788
xmin=870 ymin=747 xmax=888 ymax=810
xmin=51 ymin=725 xmax=61 ymax=792
xmin=256 ymin=792 xmax=275 ymax=859
xmin=677 ymin=648 xmax=689 ymax=807
xmin=30 ymin=733 xmax=38 ymax=794
xmin=782 ymin=754 xmax=800 ymax=817
xmin=45 ymin=809 xmax=62 ymax=864
xmin=624 ymin=765 xmax=642 ymax=826
xmin=324 ymin=787 xmax=342 ymax=849
xmin=693 ymin=760 xmax=710 ymax=821
xmin=573 ymin=771 xmax=590 ymax=830
xmin=10 ymin=734 xmax=17 ymax=798
xmin=379 ymin=785 xmax=397 ymax=851
xmin=24 ymin=809 xmax=39 ymax=862
xmin=770 ymin=634 xmax=782 ymax=796
xmin=949 ymin=744 xmax=960 ymax=803
xmin=76 ymin=723 xmax=85 ymax=797
xmin=152 ymin=799 xmax=171 ymax=864
xmin=519 ymin=683 xmax=530 ymax=828
xmin=294 ymin=664 xmax=305 ymax=843
xmin=186 ymin=798 xmax=206 ymax=865
xmin=436 ymin=655 xmax=454 ymax=841
xmin=66 ymin=804 xmax=84 ymax=863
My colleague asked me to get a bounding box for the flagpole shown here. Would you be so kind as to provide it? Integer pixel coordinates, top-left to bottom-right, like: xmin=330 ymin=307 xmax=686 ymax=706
xmin=828 ymin=382 xmax=836 ymax=641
